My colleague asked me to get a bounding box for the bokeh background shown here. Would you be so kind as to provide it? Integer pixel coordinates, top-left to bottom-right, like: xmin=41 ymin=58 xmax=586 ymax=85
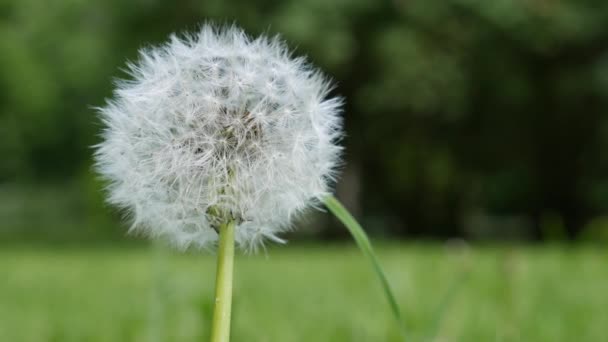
xmin=2 ymin=0 xmax=608 ymax=341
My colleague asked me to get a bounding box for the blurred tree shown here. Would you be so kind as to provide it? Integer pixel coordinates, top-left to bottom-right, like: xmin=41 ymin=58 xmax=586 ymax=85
xmin=2 ymin=0 xmax=608 ymax=241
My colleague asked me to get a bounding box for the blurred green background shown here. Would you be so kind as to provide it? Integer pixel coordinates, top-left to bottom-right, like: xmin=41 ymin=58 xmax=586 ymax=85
xmin=2 ymin=0 xmax=608 ymax=341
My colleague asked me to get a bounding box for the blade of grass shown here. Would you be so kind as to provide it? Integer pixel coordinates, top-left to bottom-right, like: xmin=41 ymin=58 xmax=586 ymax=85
xmin=323 ymin=195 xmax=406 ymax=338
xmin=148 ymin=240 xmax=168 ymax=342
xmin=424 ymin=267 xmax=469 ymax=341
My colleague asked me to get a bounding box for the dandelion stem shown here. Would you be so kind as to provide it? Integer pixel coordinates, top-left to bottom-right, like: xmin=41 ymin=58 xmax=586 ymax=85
xmin=210 ymin=220 xmax=236 ymax=342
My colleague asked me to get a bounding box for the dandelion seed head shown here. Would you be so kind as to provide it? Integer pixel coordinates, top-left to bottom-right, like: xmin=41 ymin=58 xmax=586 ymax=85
xmin=94 ymin=24 xmax=343 ymax=250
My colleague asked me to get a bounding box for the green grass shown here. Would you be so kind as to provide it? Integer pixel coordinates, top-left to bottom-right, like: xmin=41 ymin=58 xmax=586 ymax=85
xmin=1 ymin=243 xmax=607 ymax=341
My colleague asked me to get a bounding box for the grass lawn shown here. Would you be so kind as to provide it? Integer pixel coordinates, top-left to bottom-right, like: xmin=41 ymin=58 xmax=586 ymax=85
xmin=0 ymin=243 xmax=606 ymax=341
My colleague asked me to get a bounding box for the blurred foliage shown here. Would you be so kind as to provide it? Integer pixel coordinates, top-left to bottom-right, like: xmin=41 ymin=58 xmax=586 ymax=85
xmin=1 ymin=245 xmax=608 ymax=340
xmin=2 ymin=0 xmax=608 ymax=241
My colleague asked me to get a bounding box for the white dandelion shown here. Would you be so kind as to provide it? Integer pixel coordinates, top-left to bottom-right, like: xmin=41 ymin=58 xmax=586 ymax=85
xmin=95 ymin=24 xmax=404 ymax=342
xmin=94 ymin=24 xmax=343 ymax=251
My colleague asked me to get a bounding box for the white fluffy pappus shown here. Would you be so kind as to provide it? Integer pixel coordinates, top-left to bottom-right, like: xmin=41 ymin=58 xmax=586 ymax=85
xmin=94 ymin=24 xmax=343 ymax=250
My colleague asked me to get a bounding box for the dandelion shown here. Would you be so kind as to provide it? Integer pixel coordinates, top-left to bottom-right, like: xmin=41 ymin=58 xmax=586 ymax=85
xmin=95 ymin=23 xmax=402 ymax=342
xmin=95 ymin=25 xmax=343 ymax=251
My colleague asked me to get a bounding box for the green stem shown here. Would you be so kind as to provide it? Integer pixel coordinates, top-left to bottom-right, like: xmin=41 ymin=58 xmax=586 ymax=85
xmin=323 ymin=195 xmax=406 ymax=339
xmin=210 ymin=220 xmax=236 ymax=342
